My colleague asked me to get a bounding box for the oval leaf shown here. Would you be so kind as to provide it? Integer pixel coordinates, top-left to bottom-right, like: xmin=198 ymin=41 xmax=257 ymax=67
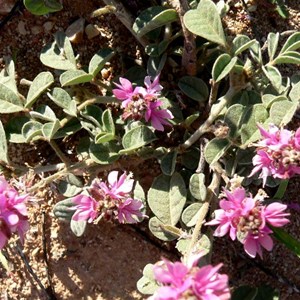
xmin=148 ymin=217 xmax=177 ymax=241
xmin=160 ymin=150 xmax=178 ymax=176
xmin=0 ymin=120 xmax=8 ymax=163
xmin=0 ymin=83 xmax=23 ymax=113
xmin=178 ymin=76 xmax=209 ymax=102
xmin=24 ymin=0 xmax=63 ymax=15
xmin=88 ymin=49 xmax=115 ymax=77
xmin=60 ymin=70 xmax=93 ymax=86
xmin=189 ymin=173 xmax=207 ymax=201
xmin=181 ymin=203 xmax=203 ymax=227
xmin=212 ymin=54 xmax=237 ymax=82
xmin=22 ymin=121 xmax=43 ymax=142
xmin=204 ymin=138 xmax=231 ymax=164
xmin=70 ymin=219 xmax=87 ymax=237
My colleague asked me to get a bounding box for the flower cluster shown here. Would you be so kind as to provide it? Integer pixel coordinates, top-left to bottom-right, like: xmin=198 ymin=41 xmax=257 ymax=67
xmin=250 ymin=125 xmax=300 ymax=186
xmin=71 ymin=171 xmax=146 ymax=224
xmin=150 ymin=253 xmax=230 ymax=300
xmin=0 ymin=176 xmax=29 ymax=249
xmin=206 ymin=187 xmax=289 ymax=258
xmin=112 ymin=75 xmax=174 ymax=131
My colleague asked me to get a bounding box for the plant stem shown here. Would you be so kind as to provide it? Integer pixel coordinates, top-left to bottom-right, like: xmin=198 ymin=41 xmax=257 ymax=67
xmin=181 ymin=87 xmax=238 ymax=150
xmin=188 ymin=170 xmax=221 ymax=255
xmin=49 ymin=140 xmax=70 ymax=166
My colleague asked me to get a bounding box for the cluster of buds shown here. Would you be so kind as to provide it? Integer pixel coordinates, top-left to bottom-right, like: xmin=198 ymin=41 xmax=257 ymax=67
xmin=250 ymin=125 xmax=300 ymax=186
xmin=150 ymin=253 xmax=230 ymax=300
xmin=70 ymin=171 xmax=146 ymax=224
xmin=0 ymin=176 xmax=29 ymax=249
xmin=112 ymin=75 xmax=174 ymax=131
xmin=206 ymin=187 xmax=289 ymax=258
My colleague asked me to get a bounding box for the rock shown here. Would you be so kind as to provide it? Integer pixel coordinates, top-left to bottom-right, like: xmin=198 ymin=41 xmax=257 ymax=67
xmin=85 ymin=24 xmax=101 ymax=40
xmin=31 ymin=25 xmax=42 ymax=35
xmin=0 ymin=0 xmax=15 ymax=15
xmin=43 ymin=21 xmax=54 ymax=32
xmin=17 ymin=21 xmax=27 ymax=35
xmin=66 ymin=18 xmax=85 ymax=43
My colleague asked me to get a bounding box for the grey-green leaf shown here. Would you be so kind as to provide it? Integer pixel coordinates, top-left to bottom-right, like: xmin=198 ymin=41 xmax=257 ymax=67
xmin=232 ymin=35 xmax=256 ymax=56
xmin=137 ymin=264 xmax=159 ymax=295
xmin=212 ymin=54 xmax=237 ymax=82
xmin=53 ymin=198 xmax=76 ymax=221
xmin=88 ymin=49 xmax=115 ymax=77
xmin=262 ymin=65 xmax=282 ymax=91
xmin=189 ymin=173 xmax=207 ymax=201
xmin=147 ymin=173 xmax=186 ymax=225
xmin=0 ymin=83 xmax=23 ymax=113
xmin=204 ymin=138 xmax=231 ymax=164
xmin=224 ymin=103 xmax=245 ymax=138
xmin=89 ymin=142 xmax=120 ymax=164
xmin=183 ymin=0 xmax=226 ymax=47
xmin=133 ymin=6 xmax=178 ymax=38
xmin=42 ymin=120 xmax=61 ymax=140
xmin=160 ymin=150 xmax=177 ymax=176
xmin=70 ymin=220 xmax=87 ymax=237
xmin=22 ymin=121 xmax=43 ymax=142
xmin=121 ymin=125 xmax=156 ymax=153
xmin=273 ymin=51 xmax=300 ymax=65
xmin=25 ymin=72 xmax=54 ymax=108
xmin=60 ymin=70 xmax=93 ymax=86
xmin=182 ymin=203 xmax=203 ymax=227
xmin=279 ymin=32 xmax=300 ymax=54
xmin=270 ymin=100 xmax=298 ymax=126
xmin=148 ymin=217 xmax=177 ymax=241
xmin=30 ymin=105 xmax=57 ymax=122
xmin=178 ymin=76 xmax=209 ymax=102
xmin=49 ymin=87 xmax=77 ymax=116
xmin=0 ymin=120 xmax=8 ymax=163
xmin=267 ymin=32 xmax=279 ymax=61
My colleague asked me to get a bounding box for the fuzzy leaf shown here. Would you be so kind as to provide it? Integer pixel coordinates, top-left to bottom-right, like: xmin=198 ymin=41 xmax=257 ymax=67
xmin=212 ymin=54 xmax=237 ymax=82
xmin=189 ymin=173 xmax=207 ymax=201
xmin=60 ymin=70 xmax=93 ymax=86
xmin=57 ymin=180 xmax=82 ymax=198
xmin=53 ymin=198 xmax=76 ymax=221
xmin=0 ymin=120 xmax=8 ymax=163
xmin=25 ymin=72 xmax=54 ymax=108
xmin=137 ymin=264 xmax=159 ymax=295
xmin=102 ymin=109 xmax=115 ymax=134
xmin=204 ymin=138 xmax=231 ymax=164
xmin=89 ymin=142 xmax=120 ymax=164
xmin=30 ymin=105 xmax=57 ymax=121
xmin=267 ymin=32 xmax=280 ymax=61
xmin=181 ymin=203 xmax=203 ymax=227
xmin=273 ymin=51 xmax=300 ymax=65
xmin=289 ymin=80 xmax=300 ymax=102
xmin=279 ymin=32 xmax=300 ymax=54
xmin=24 ymin=0 xmax=63 ymax=15
xmin=22 ymin=121 xmax=43 ymax=142
xmin=0 ymin=83 xmax=23 ymax=113
xmin=232 ymin=35 xmax=256 ymax=56
xmin=70 ymin=220 xmax=87 ymax=237
xmin=148 ymin=217 xmax=177 ymax=241
xmin=133 ymin=7 xmax=178 ymax=38
xmin=262 ymin=65 xmax=282 ymax=91
xmin=183 ymin=0 xmax=226 ymax=47
xmin=224 ymin=104 xmax=245 ymax=138
xmin=148 ymin=173 xmax=186 ymax=225
xmin=120 ymin=125 xmax=156 ymax=153
xmin=88 ymin=49 xmax=115 ymax=77
xmin=49 ymin=87 xmax=77 ymax=116
xmin=40 ymin=31 xmax=76 ymax=70
xmin=270 ymin=100 xmax=298 ymax=126
xmin=42 ymin=120 xmax=61 ymax=140
xmin=178 ymin=76 xmax=209 ymax=102
xmin=5 ymin=116 xmax=30 ymax=143
xmin=160 ymin=150 xmax=178 ymax=176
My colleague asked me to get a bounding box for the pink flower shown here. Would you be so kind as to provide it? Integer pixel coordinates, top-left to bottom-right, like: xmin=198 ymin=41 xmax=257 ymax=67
xmin=92 ymin=171 xmax=134 ymax=200
xmin=150 ymin=256 xmax=230 ymax=300
xmin=250 ymin=125 xmax=300 ymax=186
xmin=117 ymin=198 xmax=145 ymax=223
xmin=113 ymin=76 xmax=173 ymax=131
xmin=206 ymin=187 xmax=290 ymax=258
xmin=145 ymin=101 xmax=174 ymax=131
xmin=71 ymin=194 xmax=99 ymax=223
xmin=0 ymin=176 xmax=29 ymax=249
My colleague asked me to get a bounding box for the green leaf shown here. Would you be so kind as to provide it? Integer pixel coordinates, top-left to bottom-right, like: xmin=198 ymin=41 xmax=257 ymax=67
xmin=41 ymin=120 xmax=61 ymax=140
xmin=148 ymin=173 xmax=187 ymax=225
xmin=224 ymin=104 xmax=245 ymax=138
xmin=25 ymin=72 xmax=54 ymax=108
xmin=22 ymin=121 xmax=43 ymax=142
xmin=212 ymin=54 xmax=237 ymax=82
xmin=137 ymin=264 xmax=159 ymax=295
xmin=279 ymin=32 xmax=300 ymax=54
xmin=261 ymin=95 xmax=287 ymax=109
xmin=240 ymin=104 xmax=268 ymax=146
xmin=232 ymin=35 xmax=256 ymax=56
xmin=0 ymin=83 xmax=23 ymax=113
xmin=57 ymin=180 xmax=82 ymax=198
xmin=181 ymin=147 xmax=200 ymax=170
xmin=81 ymin=105 xmax=103 ymax=127
xmin=30 ymin=105 xmax=57 ymax=122
xmin=95 ymin=133 xmax=115 ymax=144
xmin=148 ymin=217 xmax=177 ymax=241
xmin=160 ymin=150 xmax=177 ymax=176
xmin=267 ymin=32 xmax=280 ymax=61
xmin=273 ymin=51 xmax=300 ymax=65
xmin=289 ymin=80 xmax=300 ymax=102
xmin=53 ymin=198 xmax=76 ymax=221
xmin=0 ymin=120 xmax=8 ymax=163
xmin=133 ymin=7 xmax=178 ymax=38
xmin=49 ymin=87 xmax=77 ymax=116
xmin=189 ymin=173 xmax=207 ymax=201
xmin=89 ymin=142 xmax=120 ymax=164
xmin=0 ymin=57 xmax=17 ymax=92
xmin=120 ymin=125 xmax=156 ymax=153
xmin=256 ymin=286 xmax=279 ymax=300
xmin=183 ymin=0 xmax=226 ymax=47
xmin=271 ymin=227 xmax=300 ymax=258
xmin=70 ymin=220 xmax=87 ymax=237
xmin=102 ymin=109 xmax=115 ymax=134
xmin=270 ymin=100 xmax=298 ymax=126
xmin=60 ymin=70 xmax=93 ymax=86
xmin=204 ymin=138 xmax=231 ymax=164
xmin=232 ymin=286 xmax=258 ymax=300
xmin=181 ymin=203 xmax=203 ymax=227
xmin=250 ymin=41 xmax=262 ymax=64
xmin=88 ymin=49 xmax=115 ymax=77
xmin=5 ymin=116 xmax=30 ymax=143
xmin=262 ymin=65 xmax=282 ymax=91
xmin=24 ymin=0 xmax=63 ymax=15
xmin=53 ymin=118 xmax=81 ymax=139
xmin=40 ymin=31 xmax=76 ymax=70
xmin=178 ymin=76 xmax=209 ymax=102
